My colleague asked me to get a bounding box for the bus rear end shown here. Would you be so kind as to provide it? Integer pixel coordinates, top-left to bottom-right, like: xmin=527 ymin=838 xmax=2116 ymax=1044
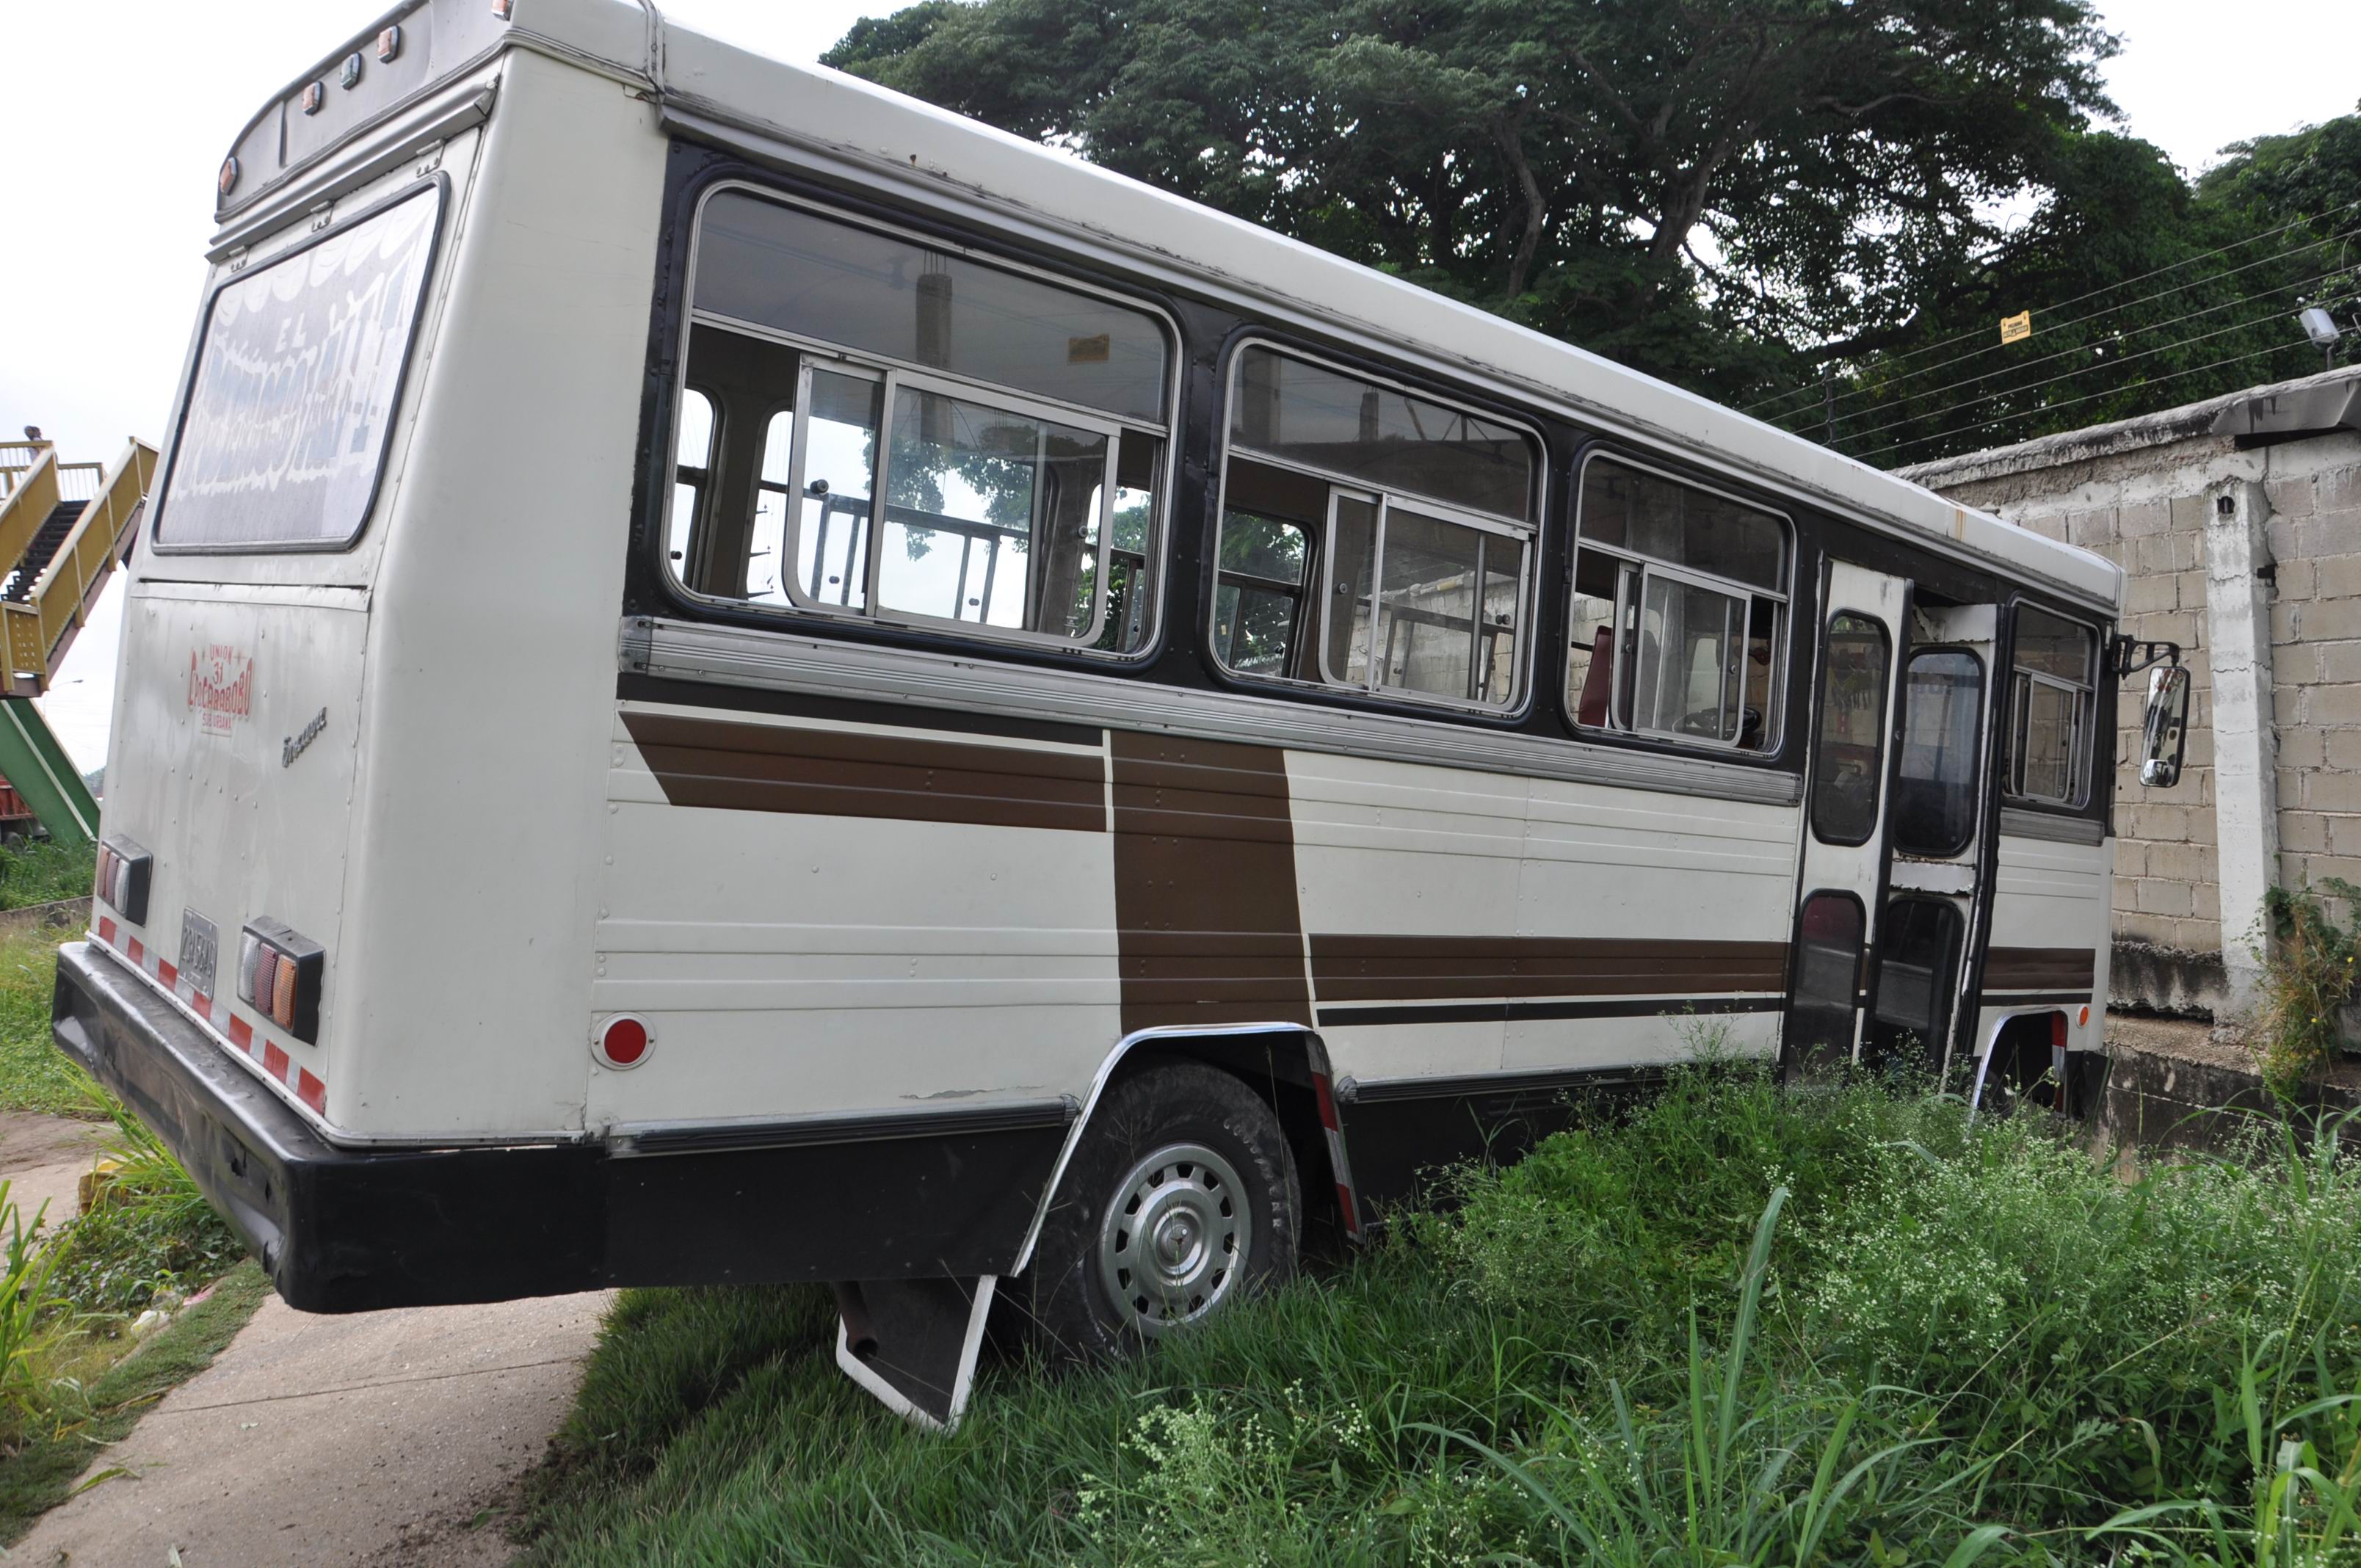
xmin=54 ymin=1 xmax=669 ymax=1309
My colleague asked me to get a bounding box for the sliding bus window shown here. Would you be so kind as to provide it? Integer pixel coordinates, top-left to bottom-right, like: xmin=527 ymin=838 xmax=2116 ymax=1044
xmin=1567 ymin=458 xmax=1788 ymax=752
xmin=667 ymin=189 xmax=1173 ymax=655
xmin=2009 ymin=606 xmax=2097 ymax=807
xmin=1211 ymin=345 xmax=1539 ymax=710
xmin=1893 ymin=649 xmax=1984 ymax=857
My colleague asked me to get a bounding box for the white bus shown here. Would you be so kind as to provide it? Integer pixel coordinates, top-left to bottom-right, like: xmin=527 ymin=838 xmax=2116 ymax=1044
xmin=54 ymin=0 xmax=2182 ymax=1429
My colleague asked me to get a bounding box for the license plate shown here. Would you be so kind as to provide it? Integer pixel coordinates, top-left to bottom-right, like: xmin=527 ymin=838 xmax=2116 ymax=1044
xmin=179 ymin=910 xmax=220 ymax=998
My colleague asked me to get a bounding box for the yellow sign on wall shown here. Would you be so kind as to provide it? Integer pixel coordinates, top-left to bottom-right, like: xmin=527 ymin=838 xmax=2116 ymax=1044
xmin=2000 ymin=311 xmax=2032 ymax=345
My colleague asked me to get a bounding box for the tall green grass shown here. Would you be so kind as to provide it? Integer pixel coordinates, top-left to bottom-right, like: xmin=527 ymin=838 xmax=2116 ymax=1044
xmin=0 ymin=840 xmax=93 ymax=914
xmin=518 ymin=1065 xmax=2361 ymax=1565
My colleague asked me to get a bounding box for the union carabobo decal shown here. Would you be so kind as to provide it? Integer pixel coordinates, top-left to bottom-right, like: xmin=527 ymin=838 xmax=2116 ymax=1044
xmin=189 ymin=644 xmax=253 ymax=738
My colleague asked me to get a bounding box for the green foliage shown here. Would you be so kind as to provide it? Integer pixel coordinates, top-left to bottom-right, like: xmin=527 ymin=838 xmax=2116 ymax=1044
xmin=2255 ymin=878 xmax=2361 ymax=1100
xmin=516 ymin=1064 xmax=2361 ymax=1564
xmin=0 ymin=1184 xmax=70 ymax=1427
xmin=0 ymin=926 xmax=86 ymax=1116
xmin=825 ymin=0 xmax=2117 ymax=409
xmin=0 ymin=839 xmax=93 ymax=913
xmin=0 ymin=1263 xmax=269 ymax=1545
xmin=41 ymin=1088 xmax=243 ymax=1318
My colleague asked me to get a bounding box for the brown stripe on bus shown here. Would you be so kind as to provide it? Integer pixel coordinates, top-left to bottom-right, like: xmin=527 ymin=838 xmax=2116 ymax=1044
xmin=621 ymin=711 xmax=1107 ymax=833
xmin=1110 ymin=732 xmax=1313 ymax=1033
xmin=1308 ymin=934 xmax=1791 ymax=1003
xmin=1981 ymin=946 xmax=2097 ymax=990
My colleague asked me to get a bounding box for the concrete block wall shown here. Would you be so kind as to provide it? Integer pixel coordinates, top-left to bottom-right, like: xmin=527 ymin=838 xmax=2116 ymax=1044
xmin=1926 ymin=472 xmax=2222 ymax=957
xmin=1901 ymin=366 xmax=2361 ymax=1016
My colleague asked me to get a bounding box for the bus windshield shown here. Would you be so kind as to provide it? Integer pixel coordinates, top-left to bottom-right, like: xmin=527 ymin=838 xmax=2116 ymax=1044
xmin=153 ymin=183 xmax=443 ymax=551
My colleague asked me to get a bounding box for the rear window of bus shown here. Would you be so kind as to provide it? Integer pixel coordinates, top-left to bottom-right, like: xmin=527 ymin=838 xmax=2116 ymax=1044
xmin=152 ymin=182 xmax=443 ymax=551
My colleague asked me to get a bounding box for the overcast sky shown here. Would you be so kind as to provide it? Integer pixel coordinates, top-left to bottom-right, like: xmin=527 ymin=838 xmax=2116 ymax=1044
xmin=1 ymin=0 xmax=2354 ymax=771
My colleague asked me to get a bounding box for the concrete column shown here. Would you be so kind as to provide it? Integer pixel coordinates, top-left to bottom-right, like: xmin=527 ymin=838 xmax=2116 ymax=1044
xmin=2202 ymin=479 xmax=2277 ymax=1016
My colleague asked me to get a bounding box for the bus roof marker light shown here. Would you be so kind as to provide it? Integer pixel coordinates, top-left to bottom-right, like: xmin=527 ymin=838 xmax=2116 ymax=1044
xmin=341 ymin=53 xmax=365 ymax=90
xmin=300 ymin=82 xmax=324 ymax=115
xmin=377 ymin=26 xmax=402 ymax=63
xmin=217 ymin=156 xmax=239 ymax=197
xmin=490 ymin=0 xmax=513 ymax=18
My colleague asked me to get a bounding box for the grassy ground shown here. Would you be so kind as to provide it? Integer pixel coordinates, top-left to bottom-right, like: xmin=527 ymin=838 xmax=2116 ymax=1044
xmin=0 ymin=926 xmax=90 ymax=1116
xmin=0 ymin=1262 xmax=268 ymax=1543
xmin=0 ymin=924 xmax=264 ymax=1538
xmin=0 ymin=840 xmax=93 ymax=914
xmin=516 ymin=1064 xmax=2361 ymax=1566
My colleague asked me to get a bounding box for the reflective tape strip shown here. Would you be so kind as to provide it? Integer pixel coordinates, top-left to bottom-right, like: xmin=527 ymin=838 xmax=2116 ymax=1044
xmin=90 ymin=929 xmax=322 ymax=1114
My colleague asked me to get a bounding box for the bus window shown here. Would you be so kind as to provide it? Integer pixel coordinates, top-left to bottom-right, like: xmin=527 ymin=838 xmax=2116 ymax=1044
xmin=667 ymin=388 xmax=714 ymax=578
xmin=1893 ymin=649 xmax=1983 ymax=856
xmin=1810 ymin=613 xmax=1891 ymax=846
xmin=1567 ymin=459 xmax=1787 ymax=752
xmin=2009 ymin=607 xmax=2097 ymax=807
xmin=670 ymin=190 xmax=1172 ymax=653
xmin=155 ymin=183 xmax=443 ymax=551
xmin=1214 ymin=512 xmax=1309 ymax=675
xmin=1214 ymin=346 xmax=1538 ymax=709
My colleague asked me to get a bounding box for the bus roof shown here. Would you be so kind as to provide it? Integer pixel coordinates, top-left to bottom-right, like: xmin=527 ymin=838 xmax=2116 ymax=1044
xmin=222 ymin=0 xmax=2122 ymax=614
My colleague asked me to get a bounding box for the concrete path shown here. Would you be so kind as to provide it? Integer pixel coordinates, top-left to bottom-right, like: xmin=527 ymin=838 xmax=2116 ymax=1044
xmin=0 ymin=1108 xmax=107 ymax=1243
xmin=14 ymin=1288 xmax=612 ymax=1567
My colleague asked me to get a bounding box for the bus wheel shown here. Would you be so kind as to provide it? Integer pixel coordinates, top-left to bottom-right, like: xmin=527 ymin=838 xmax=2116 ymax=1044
xmin=1024 ymin=1061 xmax=1299 ymax=1361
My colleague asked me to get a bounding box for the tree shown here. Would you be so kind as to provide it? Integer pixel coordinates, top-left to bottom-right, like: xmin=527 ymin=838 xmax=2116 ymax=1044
xmin=823 ymin=0 xmax=2119 ymax=407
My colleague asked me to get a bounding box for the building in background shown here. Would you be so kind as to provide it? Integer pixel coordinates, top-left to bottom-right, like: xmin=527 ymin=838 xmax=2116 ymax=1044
xmin=1904 ymin=365 xmax=2361 ymax=1019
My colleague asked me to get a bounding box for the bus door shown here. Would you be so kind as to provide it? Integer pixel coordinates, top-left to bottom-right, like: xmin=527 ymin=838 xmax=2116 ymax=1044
xmin=1865 ymin=606 xmax=1999 ymax=1081
xmin=1782 ymin=562 xmax=1907 ymax=1078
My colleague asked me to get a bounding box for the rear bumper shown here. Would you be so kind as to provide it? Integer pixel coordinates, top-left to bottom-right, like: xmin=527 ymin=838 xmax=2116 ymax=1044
xmin=51 ymin=941 xmax=1066 ymax=1312
xmin=52 ymin=940 xmax=602 ymax=1311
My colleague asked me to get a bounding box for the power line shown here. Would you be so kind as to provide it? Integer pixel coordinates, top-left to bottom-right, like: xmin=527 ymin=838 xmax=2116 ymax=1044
xmin=1862 ymin=326 xmax=2343 ymax=466
xmin=1781 ymin=251 xmax=2361 ymax=441
xmin=1838 ymin=293 xmax=2353 ymax=457
xmin=1737 ymin=189 xmax=2361 ymax=420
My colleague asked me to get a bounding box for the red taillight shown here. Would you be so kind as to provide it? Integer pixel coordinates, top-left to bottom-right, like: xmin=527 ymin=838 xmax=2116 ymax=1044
xmin=236 ymin=920 xmax=324 ymax=1043
xmin=595 ymin=1015 xmax=652 ymax=1070
xmin=94 ymin=835 xmax=153 ymax=925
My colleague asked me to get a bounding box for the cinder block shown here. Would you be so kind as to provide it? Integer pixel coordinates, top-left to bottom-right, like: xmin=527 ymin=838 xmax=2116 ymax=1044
xmin=2275 ymin=602 xmax=2304 ymax=644
xmin=2124 ymin=573 xmax=2177 ymax=614
xmin=2308 ymin=769 xmax=2361 ymax=813
xmin=2268 ymin=517 xmax=2304 ymax=562
xmin=2116 ymin=910 xmax=2175 ymax=945
xmin=2115 ymin=841 xmax=2149 ymax=876
xmin=2319 ymin=642 xmax=2361 ymax=684
xmin=2315 ymin=555 xmax=2361 ymax=601
xmin=2322 ymin=468 xmax=2361 ymax=512
xmin=2136 ymin=879 xmax=2196 ymax=916
xmin=2150 ymin=843 xmax=2212 ymax=883
xmin=2191 ymin=883 xmax=2222 ymax=923
xmin=2296 ymin=598 xmax=2361 ymax=642
xmin=2186 ymin=799 xmax=2219 ymax=843
xmin=2278 ymin=643 xmax=2321 ymax=685
xmin=2282 ymin=811 xmax=2334 ymax=853
xmin=2275 ymin=558 xmax=2317 ymax=600
xmin=2277 ymin=727 xmax=2323 ymax=769
xmin=2330 ymin=730 xmax=2361 ymax=772
xmin=2119 ymin=501 xmax=2171 ymax=538
xmin=2310 ymin=684 xmax=2361 ymax=727
xmin=2266 ymin=476 xmax=2318 ymax=518
xmin=2067 ymin=508 xmax=2117 ymax=547
xmin=2170 ymin=494 xmax=2212 ymax=534
xmin=2275 ymin=683 xmax=2307 ymax=727
xmin=2328 ymin=815 xmax=2361 ymax=857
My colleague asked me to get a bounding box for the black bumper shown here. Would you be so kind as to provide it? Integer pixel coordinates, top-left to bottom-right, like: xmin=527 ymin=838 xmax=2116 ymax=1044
xmin=51 ymin=942 xmax=1065 ymax=1312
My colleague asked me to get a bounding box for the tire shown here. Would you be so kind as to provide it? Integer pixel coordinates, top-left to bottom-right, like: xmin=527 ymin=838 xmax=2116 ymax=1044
xmin=1016 ymin=1061 xmax=1300 ymax=1363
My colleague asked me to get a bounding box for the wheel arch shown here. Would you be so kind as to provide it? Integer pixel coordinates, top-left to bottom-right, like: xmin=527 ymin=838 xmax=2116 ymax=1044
xmin=1011 ymin=1023 xmax=1359 ymax=1276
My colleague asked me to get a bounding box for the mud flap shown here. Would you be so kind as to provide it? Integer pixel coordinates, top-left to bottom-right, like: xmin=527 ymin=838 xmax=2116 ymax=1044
xmin=832 ymin=1274 xmax=997 ymax=1431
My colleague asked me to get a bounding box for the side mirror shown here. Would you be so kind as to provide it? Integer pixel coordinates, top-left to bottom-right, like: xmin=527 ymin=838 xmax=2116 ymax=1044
xmin=2139 ymin=664 xmax=2191 ymax=787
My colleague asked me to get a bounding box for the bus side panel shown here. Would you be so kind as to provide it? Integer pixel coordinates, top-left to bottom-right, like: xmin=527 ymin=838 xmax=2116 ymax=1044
xmin=1981 ymin=831 xmax=2112 ymax=1057
xmin=1511 ymin=777 xmax=1797 ymax=1070
xmin=591 ymin=703 xmax=1123 ymax=1126
xmin=330 ymin=54 xmax=669 ymax=1137
xmin=1285 ymin=751 xmax=1526 ymax=1085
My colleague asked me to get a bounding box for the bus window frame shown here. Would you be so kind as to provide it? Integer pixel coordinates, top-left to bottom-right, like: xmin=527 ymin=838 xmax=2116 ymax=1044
xmin=1562 ymin=448 xmax=1796 ymax=758
xmin=2003 ymin=602 xmax=2101 ymax=812
xmin=657 ymin=178 xmax=1185 ymax=665
xmin=149 ymin=173 xmax=451 ymax=558
xmin=1208 ymin=335 xmax=1547 ymax=720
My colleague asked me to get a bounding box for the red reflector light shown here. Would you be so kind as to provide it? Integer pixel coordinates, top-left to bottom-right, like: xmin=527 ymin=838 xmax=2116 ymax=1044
xmin=377 ymin=25 xmax=402 ymax=62
xmin=595 ymin=1015 xmax=652 ymax=1070
xmin=301 ymin=81 xmax=324 ymax=115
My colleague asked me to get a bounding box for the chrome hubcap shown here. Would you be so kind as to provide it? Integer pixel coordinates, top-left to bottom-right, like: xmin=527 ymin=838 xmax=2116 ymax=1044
xmin=1097 ymin=1141 xmax=1250 ymax=1336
